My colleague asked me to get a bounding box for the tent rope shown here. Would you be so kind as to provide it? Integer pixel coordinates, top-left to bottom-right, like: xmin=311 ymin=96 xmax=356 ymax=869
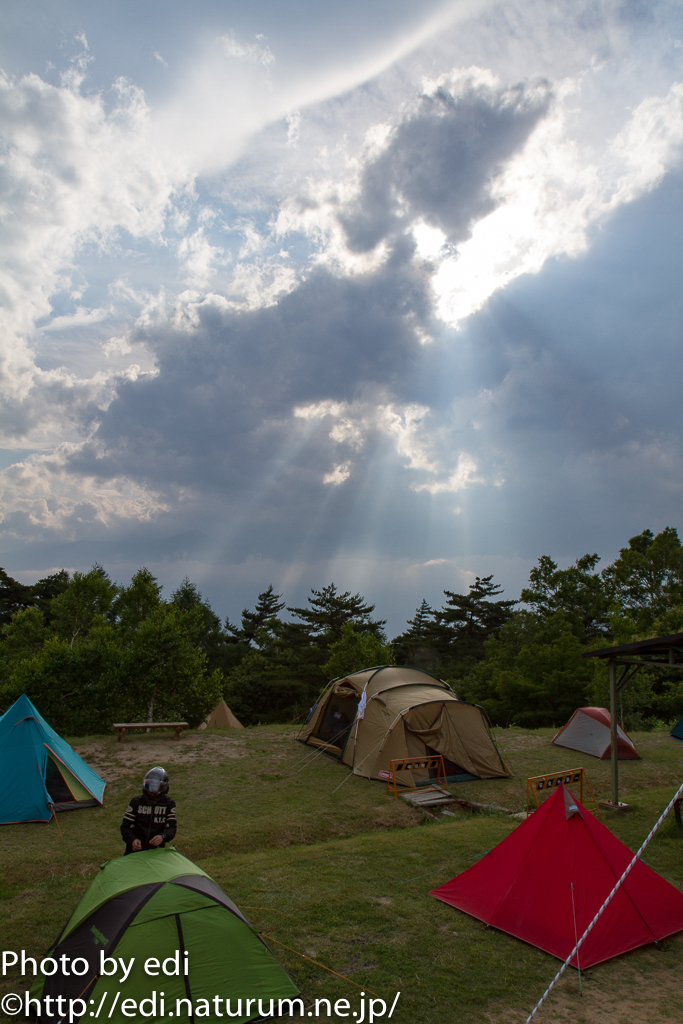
xmin=330 ymin=732 xmax=390 ymax=793
xmin=294 ymin=728 xmax=352 ymax=771
xmin=570 ymin=882 xmax=582 ymax=996
xmin=525 ymin=779 xmax=683 ymax=1023
xmin=260 ymin=933 xmax=382 ymax=999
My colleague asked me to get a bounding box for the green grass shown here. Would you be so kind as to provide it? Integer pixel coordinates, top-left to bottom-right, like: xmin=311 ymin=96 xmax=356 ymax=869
xmin=1 ymin=725 xmax=683 ymax=1022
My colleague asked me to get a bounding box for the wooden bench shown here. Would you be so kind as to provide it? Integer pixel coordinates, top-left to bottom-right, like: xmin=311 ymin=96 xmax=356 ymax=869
xmin=113 ymin=722 xmax=189 ymax=742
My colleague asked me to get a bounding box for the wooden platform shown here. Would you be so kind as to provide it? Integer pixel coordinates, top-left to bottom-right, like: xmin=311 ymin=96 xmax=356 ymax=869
xmin=399 ymin=786 xmax=455 ymax=808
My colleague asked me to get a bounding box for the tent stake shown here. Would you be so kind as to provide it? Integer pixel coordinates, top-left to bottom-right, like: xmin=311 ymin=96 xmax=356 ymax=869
xmin=49 ymin=804 xmax=64 ymax=840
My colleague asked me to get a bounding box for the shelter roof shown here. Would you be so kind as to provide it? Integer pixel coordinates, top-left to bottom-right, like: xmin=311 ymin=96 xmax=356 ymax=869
xmin=583 ymin=632 xmax=683 ymax=662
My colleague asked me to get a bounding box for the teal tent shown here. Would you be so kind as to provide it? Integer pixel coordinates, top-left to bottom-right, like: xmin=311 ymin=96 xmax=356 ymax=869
xmin=672 ymin=716 xmax=683 ymax=741
xmin=31 ymin=849 xmax=301 ymax=1023
xmin=0 ymin=693 xmax=105 ymax=824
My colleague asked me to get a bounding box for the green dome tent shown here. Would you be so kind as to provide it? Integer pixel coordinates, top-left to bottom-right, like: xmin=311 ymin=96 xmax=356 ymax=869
xmin=31 ymin=849 xmax=300 ymax=1023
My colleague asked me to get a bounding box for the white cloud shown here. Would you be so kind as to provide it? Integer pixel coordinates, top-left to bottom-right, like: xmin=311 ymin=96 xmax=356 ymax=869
xmin=0 ymin=67 xmax=191 ymax=441
xmin=323 ymin=463 xmax=351 ymax=486
xmin=432 ymin=78 xmax=683 ymax=326
xmin=0 ymin=447 xmax=170 ymax=540
xmin=295 ymin=398 xmax=488 ymax=495
xmin=411 ymin=452 xmax=483 ymax=493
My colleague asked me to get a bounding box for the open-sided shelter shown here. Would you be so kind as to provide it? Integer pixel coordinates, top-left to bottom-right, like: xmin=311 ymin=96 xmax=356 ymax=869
xmin=431 ymin=783 xmax=683 ymax=967
xmin=0 ymin=693 xmax=105 ymax=824
xmin=31 ymin=848 xmax=300 ymax=1024
xmin=551 ymin=707 xmax=640 ymax=760
xmin=197 ymin=699 xmax=243 ymax=730
xmin=298 ymin=665 xmax=510 ymax=785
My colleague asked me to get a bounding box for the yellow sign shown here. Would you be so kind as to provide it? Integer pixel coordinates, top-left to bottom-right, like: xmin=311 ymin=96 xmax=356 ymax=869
xmin=526 ymin=767 xmax=599 ymax=817
xmin=387 ymin=755 xmax=447 ymax=799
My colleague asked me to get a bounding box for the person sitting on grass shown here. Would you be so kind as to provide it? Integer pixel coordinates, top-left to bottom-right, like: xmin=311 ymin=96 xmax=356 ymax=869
xmin=121 ymin=766 xmax=177 ymax=855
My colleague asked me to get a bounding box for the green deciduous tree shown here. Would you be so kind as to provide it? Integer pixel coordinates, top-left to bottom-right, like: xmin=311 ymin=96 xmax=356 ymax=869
xmin=223 ymin=653 xmax=309 ymax=726
xmin=50 ymin=565 xmax=118 ymax=646
xmin=113 ymin=567 xmax=162 ymax=635
xmin=120 ymin=605 xmax=222 ymax=727
xmin=521 ymin=554 xmax=610 ymax=640
xmin=603 ymin=527 xmax=683 ymax=640
xmin=0 ymin=569 xmax=34 ymax=626
xmin=321 ymin=622 xmax=394 ymax=679
xmin=460 ymin=612 xmax=595 ymax=728
xmin=0 ymin=627 xmax=124 ymax=734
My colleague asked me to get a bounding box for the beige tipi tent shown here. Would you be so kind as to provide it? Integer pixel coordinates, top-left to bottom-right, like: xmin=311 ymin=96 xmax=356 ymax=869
xmin=198 ymin=700 xmax=243 ymax=730
xmin=298 ymin=666 xmax=510 ymax=785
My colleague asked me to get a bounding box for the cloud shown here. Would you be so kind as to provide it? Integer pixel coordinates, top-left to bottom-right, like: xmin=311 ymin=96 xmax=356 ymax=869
xmin=0 ymin=66 xmax=190 ymax=445
xmin=432 ymin=79 xmax=683 ymax=326
xmin=338 ymin=67 xmax=551 ymax=253
xmin=2 ymin=0 xmax=683 ymax=628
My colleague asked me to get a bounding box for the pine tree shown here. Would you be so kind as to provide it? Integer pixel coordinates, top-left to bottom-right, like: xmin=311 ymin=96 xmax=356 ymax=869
xmin=288 ymin=583 xmax=386 ymax=644
xmin=233 ymin=585 xmax=286 ymax=647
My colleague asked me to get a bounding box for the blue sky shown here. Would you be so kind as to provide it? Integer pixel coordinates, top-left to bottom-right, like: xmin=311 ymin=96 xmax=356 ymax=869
xmin=1 ymin=0 xmax=682 ymax=633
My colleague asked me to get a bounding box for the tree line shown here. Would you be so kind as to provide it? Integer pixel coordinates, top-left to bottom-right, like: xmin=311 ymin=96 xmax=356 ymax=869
xmin=2 ymin=527 xmax=683 ymax=735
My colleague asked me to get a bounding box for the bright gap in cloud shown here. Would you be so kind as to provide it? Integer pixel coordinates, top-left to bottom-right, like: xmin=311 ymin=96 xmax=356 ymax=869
xmin=431 ymin=80 xmax=683 ymax=327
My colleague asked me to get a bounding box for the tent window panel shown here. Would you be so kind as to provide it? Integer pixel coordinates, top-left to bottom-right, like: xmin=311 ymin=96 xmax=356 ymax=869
xmin=45 ymin=756 xmax=75 ymax=804
xmin=314 ymin=696 xmax=358 ymax=746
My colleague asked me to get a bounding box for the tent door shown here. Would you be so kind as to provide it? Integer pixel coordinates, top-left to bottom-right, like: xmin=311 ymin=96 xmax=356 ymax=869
xmin=44 ymin=753 xmax=99 ymax=811
xmin=313 ymin=695 xmax=358 ymax=751
xmin=45 ymin=756 xmax=75 ymax=804
xmin=423 ymin=745 xmax=473 ymax=781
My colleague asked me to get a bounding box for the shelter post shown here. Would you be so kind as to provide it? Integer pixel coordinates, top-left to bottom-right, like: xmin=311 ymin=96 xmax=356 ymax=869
xmin=609 ymin=660 xmax=618 ymax=807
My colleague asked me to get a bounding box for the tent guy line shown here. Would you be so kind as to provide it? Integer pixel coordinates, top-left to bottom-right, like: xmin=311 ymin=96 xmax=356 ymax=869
xmin=260 ymin=933 xmax=383 ymax=1000
xmin=524 ymin=778 xmax=683 ymax=1024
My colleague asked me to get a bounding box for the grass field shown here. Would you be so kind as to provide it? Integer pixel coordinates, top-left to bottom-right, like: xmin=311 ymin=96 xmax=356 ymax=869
xmin=1 ymin=724 xmax=683 ymax=1023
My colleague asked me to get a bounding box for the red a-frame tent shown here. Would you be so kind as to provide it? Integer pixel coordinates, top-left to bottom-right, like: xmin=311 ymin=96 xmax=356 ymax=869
xmin=431 ymin=784 xmax=683 ymax=967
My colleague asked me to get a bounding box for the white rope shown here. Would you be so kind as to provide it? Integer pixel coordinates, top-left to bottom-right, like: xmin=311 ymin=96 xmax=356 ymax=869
xmin=525 ymin=780 xmax=683 ymax=1023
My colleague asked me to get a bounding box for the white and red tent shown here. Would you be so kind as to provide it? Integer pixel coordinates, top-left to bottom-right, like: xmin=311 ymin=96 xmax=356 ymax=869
xmin=551 ymin=706 xmax=640 ymax=760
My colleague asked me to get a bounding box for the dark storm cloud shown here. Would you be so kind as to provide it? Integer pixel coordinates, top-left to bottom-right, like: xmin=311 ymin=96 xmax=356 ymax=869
xmin=66 ymin=237 xmax=431 ymax=491
xmin=339 ymin=77 xmax=551 ymax=253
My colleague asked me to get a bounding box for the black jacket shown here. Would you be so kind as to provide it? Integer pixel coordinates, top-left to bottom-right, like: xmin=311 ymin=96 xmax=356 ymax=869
xmin=121 ymin=794 xmax=177 ymax=854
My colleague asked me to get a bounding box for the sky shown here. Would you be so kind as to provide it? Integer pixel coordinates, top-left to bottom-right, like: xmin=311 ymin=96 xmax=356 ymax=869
xmin=1 ymin=0 xmax=683 ymax=635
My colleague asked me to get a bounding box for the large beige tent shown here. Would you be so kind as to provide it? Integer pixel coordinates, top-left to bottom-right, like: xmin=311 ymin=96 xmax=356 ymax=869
xmin=197 ymin=700 xmax=243 ymax=730
xmin=298 ymin=665 xmax=510 ymax=785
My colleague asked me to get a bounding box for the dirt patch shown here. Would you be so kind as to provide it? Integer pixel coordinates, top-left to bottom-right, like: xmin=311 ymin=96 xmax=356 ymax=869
xmin=493 ymin=732 xmax=551 ymax=752
xmin=73 ymin=734 xmax=247 ymax=783
xmin=487 ymin=937 xmax=683 ymax=1023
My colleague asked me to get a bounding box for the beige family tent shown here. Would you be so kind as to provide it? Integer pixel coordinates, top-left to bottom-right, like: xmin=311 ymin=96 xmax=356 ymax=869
xmin=298 ymin=665 xmax=510 ymax=785
xmin=551 ymin=706 xmax=640 ymax=759
xmin=197 ymin=700 xmax=243 ymax=730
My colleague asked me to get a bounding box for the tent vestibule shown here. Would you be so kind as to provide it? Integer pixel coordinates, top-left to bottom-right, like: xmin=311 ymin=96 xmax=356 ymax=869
xmin=298 ymin=665 xmax=510 ymax=785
